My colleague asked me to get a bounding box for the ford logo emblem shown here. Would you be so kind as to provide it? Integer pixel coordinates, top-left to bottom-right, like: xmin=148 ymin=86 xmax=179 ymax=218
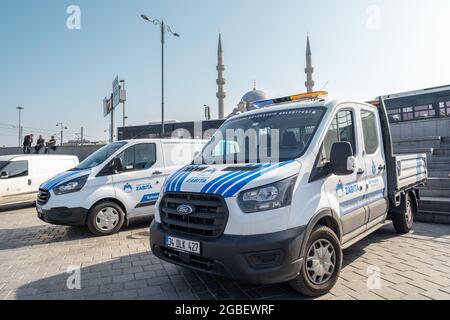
xmin=177 ymin=204 xmax=194 ymax=215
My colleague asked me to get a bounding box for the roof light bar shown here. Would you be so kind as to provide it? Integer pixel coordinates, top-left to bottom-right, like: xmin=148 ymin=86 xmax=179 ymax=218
xmin=253 ymin=91 xmax=328 ymax=108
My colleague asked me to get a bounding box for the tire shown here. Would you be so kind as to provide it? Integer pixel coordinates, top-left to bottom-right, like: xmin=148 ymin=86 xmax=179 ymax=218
xmin=392 ymin=194 xmax=414 ymax=234
xmin=289 ymin=226 xmax=342 ymax=297
xmin=87 ymin=201 xmax=125 ymax=236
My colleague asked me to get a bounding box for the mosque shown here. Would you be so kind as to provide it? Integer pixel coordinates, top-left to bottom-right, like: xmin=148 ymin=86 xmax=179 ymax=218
xmin=217 ymin=34 xmax=315 ymax=119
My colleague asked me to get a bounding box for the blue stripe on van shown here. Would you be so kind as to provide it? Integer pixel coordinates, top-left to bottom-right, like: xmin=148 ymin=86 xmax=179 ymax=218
xmin=223 ymin=161 xmax=295 ymax=198
xmin=214 ymin=163 xmax=273 ymax=195
xmin=200 ymin=164 xmax=258 ymax=194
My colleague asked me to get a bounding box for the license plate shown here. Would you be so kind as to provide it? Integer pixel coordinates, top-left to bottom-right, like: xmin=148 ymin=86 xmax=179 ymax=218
xmin=36 ymin=205 xmax=43 ymax=214
xmin=165 ymin=236 xmax=201 ymax=255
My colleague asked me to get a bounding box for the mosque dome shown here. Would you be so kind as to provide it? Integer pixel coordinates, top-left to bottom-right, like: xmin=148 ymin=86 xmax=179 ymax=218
xmin=241 ymin=89 xmax=269 ymax=104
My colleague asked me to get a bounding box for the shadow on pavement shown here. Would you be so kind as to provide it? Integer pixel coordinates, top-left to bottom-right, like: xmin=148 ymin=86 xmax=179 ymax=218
xmin=14 ymin=222 xmax=450 ymax=300
xmin=0 ymin=202 xmax=36 ymax=213
xmin=0 ymin=217 xmax=153 ymax=251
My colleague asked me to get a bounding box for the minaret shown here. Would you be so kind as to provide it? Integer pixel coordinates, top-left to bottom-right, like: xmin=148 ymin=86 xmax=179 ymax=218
xmin=305 ymin=35 xmax=315 ymax=93
xmin=216 ymin=33 xmax=226 ymax=119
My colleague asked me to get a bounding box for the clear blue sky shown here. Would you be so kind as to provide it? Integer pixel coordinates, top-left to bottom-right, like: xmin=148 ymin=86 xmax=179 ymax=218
xmin=1 ymin=0 xmax=450 ymax=147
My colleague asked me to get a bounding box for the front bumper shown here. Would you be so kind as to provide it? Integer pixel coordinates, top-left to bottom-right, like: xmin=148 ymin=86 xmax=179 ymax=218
xmin=37 ymin=206 xmax=88 ymax=226
xmin=150 ymin=221 xmax=306 ymax=285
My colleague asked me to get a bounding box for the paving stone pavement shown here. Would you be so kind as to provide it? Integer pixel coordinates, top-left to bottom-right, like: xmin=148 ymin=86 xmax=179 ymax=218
xmin=1 ymin=204 xmax=450 ymax=300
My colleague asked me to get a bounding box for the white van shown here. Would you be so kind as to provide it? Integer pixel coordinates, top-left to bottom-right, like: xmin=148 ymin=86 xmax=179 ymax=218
xmin=0 ymin=155 xmax=79 ymax=207
xmin=150 ymin=92 xmax=427 ymax=297
xmin=37 ymin=139 xmax=207 ymax=236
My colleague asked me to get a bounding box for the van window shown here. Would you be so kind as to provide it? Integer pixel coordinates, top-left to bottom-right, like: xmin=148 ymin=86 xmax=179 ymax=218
xmin=117 ymin=146 xmax=135 ymax=171
xmin=76 ymin=142 xmax=127 ymax=170
xmin=0 ymin=161 xmax=8 ymax=171
xmin=135 ymin=144 xmax=156 ymax=170
xmin=321 ymin=110 xmax=356 ymax=163
xmin=361 ymin=110 xmax=379 ymax=155
xmin=115 ymin=143 xmax=156 ymax=172
xmin=1 ymin=161 xmax=28 ymax=179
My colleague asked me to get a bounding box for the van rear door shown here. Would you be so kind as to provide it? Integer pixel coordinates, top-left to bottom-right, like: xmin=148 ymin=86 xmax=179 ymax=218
xmin=111 ymin=142 xmax=166 ymax=217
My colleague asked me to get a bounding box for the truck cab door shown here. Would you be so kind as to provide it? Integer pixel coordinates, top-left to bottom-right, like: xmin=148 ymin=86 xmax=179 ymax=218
xmin=360 ymin=107 xmax=388 ymax=227
xmin=322 ymin=108 xmax=369 ymax=241
xmin=112 ymin=143 xmax=165 ymax=217
xmin=0 ymin=160 xmax=32 ymax=205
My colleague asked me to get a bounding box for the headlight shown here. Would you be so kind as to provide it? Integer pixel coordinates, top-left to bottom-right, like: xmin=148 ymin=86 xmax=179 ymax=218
xmin=237 ymin=175 xmax=297 ymax=213
xmin=53 ymin=175 xmax=89 ymax=195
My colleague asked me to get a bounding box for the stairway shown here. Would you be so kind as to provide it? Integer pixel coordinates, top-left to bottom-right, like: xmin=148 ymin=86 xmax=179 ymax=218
xmin=394 ymin=136 xmax=450 ymax=224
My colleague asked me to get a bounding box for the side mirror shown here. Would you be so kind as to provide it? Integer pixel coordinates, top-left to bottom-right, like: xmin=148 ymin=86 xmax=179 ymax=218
xmin=112 ymin=158 xmax=124 ymax=174
xmin=330 ymin=142 xmax=355 ymax=176
xmin=0 ymin=171 xmax=8 ymax=179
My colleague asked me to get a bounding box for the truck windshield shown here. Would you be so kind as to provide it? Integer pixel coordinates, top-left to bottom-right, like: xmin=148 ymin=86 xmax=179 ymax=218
xmin=199 ymin=107 xmax=325 ymax=164
xmin=74 ymin=142 xmax=127 ymax=170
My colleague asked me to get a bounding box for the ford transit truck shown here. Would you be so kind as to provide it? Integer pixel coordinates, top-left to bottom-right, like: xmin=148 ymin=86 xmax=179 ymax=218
xmin=149 ymin=92 xmax=427 ymax=297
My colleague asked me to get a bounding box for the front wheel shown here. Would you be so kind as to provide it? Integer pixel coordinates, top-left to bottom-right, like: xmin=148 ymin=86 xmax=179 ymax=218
xmin=289 ymin=226 xmax=342 ymax=297
xmin=87 ymin=201 xmax=125 ymax=236
xmin=392 ymin=194 xmax=415 ymax=234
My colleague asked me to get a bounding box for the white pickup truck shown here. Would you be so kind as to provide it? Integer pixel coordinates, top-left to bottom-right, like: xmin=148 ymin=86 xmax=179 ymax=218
xmin=150 ymin=92 xmax=427 ymax=297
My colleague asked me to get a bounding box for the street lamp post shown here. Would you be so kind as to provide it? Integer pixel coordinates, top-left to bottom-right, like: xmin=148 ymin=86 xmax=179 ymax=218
xmin=120 ymin=80 xmax=127 ymax=127
xmin=56 ymin=122 xmax=68 ymax=146
xmin=140 ymin=14 xmax=180 ymax=138
xmin=16 ymin=106 xmax=24 ymax=147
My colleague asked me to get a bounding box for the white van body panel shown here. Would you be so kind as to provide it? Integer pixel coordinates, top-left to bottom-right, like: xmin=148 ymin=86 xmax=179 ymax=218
xmin=0 ymin=155 xmax=79 ymax=206
xmin=37 ymin=139 xmax=207 ymax=225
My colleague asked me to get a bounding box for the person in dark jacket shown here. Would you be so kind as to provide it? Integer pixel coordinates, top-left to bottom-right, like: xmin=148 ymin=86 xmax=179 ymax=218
xmin=45 ymin=136 xmax=57 ymax=154
xmin=23 ymin=134 xmax=33 ymax=154
xmin=34 ymin=135 xmax=45 ymax=154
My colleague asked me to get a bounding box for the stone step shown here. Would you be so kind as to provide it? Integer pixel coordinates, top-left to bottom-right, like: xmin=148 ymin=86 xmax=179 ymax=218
xmin=434 ymin=149 xmax=450 ymax=156
xmin=428 ymin=170 xmax=450 ymax=178
xmin=418 ymin=187 xmax=450 ymax=198
xmin=419 ymin=197 xmax=450 ymax=213
xmin=428 ymin=162 xmax=450 ymax=170
xmin=439 ymin=143 xmax=450 ymax=150
xmin=417 ymin=210 xmax=450 ymax=224
xmin=394 ymin=147 xmax=434 ymax=155
xmin=425 ymin=177 xmax=450 ymax=189
xmin=429 ymin=155 xmax=450 ymax=163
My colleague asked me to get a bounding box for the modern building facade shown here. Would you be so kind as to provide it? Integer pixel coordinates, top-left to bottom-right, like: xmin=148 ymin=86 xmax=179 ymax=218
xmin=383 ymin=85 xmax=450 ymax=139
xmin=117 ymin=120 xmax=225 ymax=141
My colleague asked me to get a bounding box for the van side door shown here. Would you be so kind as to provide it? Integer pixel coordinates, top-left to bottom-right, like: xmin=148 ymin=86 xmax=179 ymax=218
xmin=359 ymin=107 xmax=388 ymax=227
xmin=0 ymin=160 xmax=32 ymax=205
xmin=111 ymin=143 xmax=165 ymax=217
xmin=321 ymin=107 xmax=369 ymax=241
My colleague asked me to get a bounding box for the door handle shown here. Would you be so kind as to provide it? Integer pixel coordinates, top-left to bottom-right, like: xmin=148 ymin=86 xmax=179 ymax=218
xmin=378 ymin=164 xmax=386 ymax=171
xmin=357 ymin=169 xmax=365 ymax=175
xmin=28 ymin=179 xmax=32 ymax=186
xmin=152 ymin=171 xmax=163 ymax=176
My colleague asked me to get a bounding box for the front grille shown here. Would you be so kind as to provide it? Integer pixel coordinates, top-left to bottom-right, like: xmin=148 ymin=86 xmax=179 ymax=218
xmin=160 ymin=247 xmax=214 ymax=271
xmin=160 ymin=192 xmax=228 ymax=238
xmin=37 ymin=188 xmax=50 ymax=205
